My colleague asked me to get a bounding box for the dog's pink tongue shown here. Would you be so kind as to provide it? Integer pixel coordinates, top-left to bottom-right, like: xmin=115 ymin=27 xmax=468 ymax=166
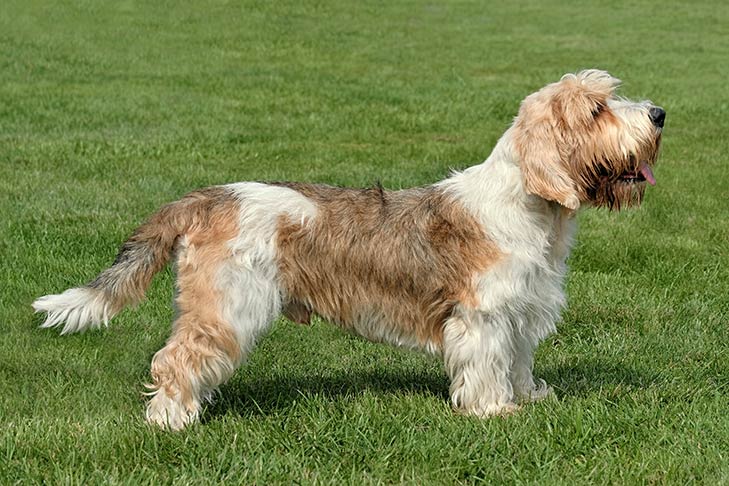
xmin=640 ymin=162 xmax=656 ymax=186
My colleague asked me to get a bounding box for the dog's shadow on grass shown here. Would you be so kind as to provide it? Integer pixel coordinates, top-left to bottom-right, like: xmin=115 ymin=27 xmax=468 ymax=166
xmin=205 ymin=368 xmax=450 ymax=419
xmin=542 ymin=358 xmax=660 ymax=398
xmin=203 ymin=357 xmax=657 ymax=420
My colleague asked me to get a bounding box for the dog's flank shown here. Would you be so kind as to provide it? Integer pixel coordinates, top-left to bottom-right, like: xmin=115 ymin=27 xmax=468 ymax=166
xmin=274 ymin=183 xmax=502 ymax=352
xmin=33 ymin=70 xmax=664 ymax=430
xmin=32 ymin=187 xmax=237 ymax=334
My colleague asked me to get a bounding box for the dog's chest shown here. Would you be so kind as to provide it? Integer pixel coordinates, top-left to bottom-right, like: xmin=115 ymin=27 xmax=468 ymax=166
xmin=471 ymin=205 xmax=576 ymax=325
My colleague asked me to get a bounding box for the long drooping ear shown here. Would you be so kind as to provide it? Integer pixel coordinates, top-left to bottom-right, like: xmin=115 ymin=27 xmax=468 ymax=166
xmin=512 ymin=94 xmax=581 ymax=210
xmin=515 ymin=131 xmax=581 ymax=210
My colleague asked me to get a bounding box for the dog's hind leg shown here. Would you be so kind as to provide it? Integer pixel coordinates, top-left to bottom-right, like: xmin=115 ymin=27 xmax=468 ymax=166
xmin=145 ymin=311 xmax=241 ymax=431
xmin=145 ymin=235 xmax=281 ymax=430
xmin=443 ymin=311 xmax=519 ymax=417
xmin=144 ymin=239 xmax=238 ymax=430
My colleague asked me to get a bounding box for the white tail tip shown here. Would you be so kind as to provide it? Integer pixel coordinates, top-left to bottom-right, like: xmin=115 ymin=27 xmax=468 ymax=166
xmin=32 ymin=287 xmax=113 ymax=334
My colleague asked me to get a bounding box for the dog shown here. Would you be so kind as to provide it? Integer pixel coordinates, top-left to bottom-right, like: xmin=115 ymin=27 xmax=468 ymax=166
xmin=33 ymin=70 xmax=664 ymax=430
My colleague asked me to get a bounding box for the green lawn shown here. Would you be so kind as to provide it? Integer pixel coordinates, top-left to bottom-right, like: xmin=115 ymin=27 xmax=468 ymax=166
xmin=2 ymin=0 xmax=728 ymax=483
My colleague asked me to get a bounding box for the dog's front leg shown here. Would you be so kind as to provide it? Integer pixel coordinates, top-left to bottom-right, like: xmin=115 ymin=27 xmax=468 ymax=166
xmin=510 ymin=328 xmax=553 ymax=403
xmin=443 ymin=311 xmax=518 ymax=417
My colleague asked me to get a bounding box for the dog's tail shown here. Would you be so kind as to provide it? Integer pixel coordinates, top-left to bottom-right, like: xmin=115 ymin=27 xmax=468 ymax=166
xmin=32 ymin=188 xmax=230 ymax=334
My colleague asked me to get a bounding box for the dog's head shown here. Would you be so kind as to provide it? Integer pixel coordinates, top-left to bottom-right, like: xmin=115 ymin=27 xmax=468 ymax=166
xmin=512 ymin=70 xmax=664 ymax=210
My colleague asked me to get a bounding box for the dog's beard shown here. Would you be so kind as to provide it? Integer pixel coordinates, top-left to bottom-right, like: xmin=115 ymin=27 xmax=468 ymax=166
xmin=591 ymin=179 xmax=647 ymax=210
xmin=581 ymin=152 xmax=657 ymax=210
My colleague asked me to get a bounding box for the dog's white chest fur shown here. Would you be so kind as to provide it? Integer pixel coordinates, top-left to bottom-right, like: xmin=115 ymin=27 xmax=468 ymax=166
xmin=444 ymin=140 xmax=578 ymax=344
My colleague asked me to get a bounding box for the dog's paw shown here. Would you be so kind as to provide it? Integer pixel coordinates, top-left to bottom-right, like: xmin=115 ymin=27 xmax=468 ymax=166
xmin=145 ymin=390 xmax=200 ymax=431
xmin=515 ymin=378 xmax=554 ymax=403
xmin=454 ymin=401 xmax=521 ymax=418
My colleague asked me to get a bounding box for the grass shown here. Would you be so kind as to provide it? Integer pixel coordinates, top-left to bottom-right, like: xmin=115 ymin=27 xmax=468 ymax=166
xmin=1 ymin=0 xmax=728 ymax=483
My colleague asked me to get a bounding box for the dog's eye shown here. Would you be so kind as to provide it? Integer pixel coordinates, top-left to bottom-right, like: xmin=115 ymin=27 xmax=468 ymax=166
xmin=591 ymin=103 xmax=605 ymax=118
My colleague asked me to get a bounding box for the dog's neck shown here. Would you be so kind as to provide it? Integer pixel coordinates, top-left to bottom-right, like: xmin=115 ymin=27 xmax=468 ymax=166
xmin=438 ymin=129 xmax=577 ymax=261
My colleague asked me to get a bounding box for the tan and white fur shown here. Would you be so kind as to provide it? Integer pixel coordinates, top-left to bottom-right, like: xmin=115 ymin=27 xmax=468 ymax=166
xmin=33 ymin=70 xmax=665 ymax=430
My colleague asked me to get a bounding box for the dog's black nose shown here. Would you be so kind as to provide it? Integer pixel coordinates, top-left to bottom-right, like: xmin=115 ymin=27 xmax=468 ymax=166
xmin=649 ymin=106 xmax=666 ymax=128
